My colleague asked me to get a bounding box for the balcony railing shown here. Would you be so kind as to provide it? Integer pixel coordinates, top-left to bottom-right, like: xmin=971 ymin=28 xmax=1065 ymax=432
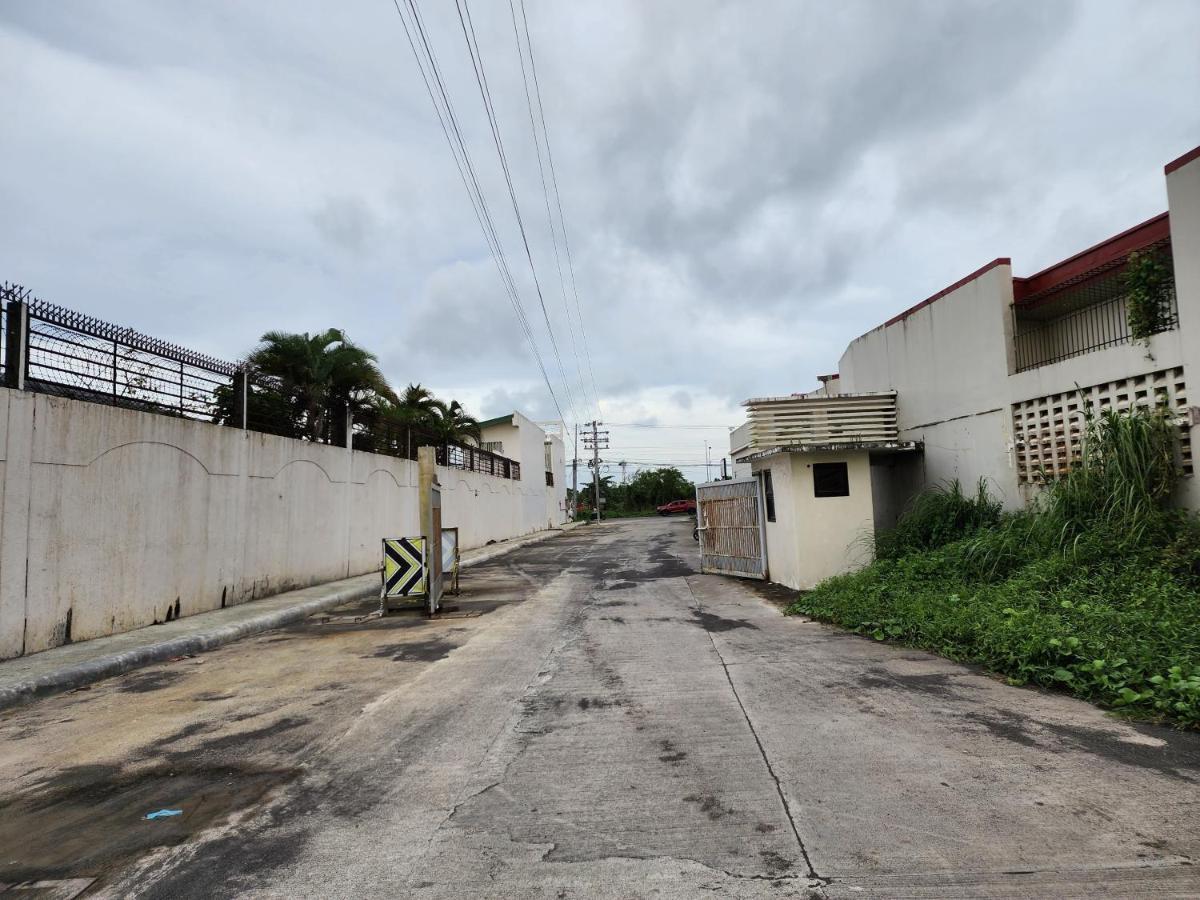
xmin=1012 ymin=244 xmax=1177 ymax=373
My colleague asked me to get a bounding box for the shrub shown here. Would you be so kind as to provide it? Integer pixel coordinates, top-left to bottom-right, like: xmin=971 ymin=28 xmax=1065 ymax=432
xmin=874 ymin=478 xmax=1002 ymax=560
xmin=790 ymin=405 xmax=1200 ymax=727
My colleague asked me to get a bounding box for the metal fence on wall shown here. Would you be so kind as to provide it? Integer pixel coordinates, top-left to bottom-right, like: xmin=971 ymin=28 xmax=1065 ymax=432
xmin=1012 ymin=247 xmax=1178 ymax=373
xmin=1 ymin=283 xmax=522 ymax=481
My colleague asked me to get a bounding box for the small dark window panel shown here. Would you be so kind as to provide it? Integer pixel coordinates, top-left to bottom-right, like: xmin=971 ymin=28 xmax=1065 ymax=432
xmin=813 ymin=462 xmax=849 ymax=498
xmin=762 ymin=469 xmax=776 ymax=521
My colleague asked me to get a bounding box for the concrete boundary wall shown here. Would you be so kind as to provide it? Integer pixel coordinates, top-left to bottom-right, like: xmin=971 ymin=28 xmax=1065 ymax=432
xmin=0 ymin=388 xmax=565 ymax=659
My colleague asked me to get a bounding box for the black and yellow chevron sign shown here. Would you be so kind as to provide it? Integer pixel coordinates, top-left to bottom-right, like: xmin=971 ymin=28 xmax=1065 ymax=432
xmin=382 ymin=537 xmax=426 ymax=598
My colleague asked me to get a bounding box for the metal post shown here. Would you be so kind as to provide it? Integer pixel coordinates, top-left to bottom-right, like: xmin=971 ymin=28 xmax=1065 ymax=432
xmin=240 ymin=370 xmax=248 ymax=429
xmin=4 ymin=298 xmax=28 ymax=390
xmin=179 ymin=361 xmax=185 ymax=415
xmin=112 ymin=338 xmax=119 ymax=401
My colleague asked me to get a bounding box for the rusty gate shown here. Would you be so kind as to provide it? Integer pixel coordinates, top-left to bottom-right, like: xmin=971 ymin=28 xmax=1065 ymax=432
xmin=695 ymin=477 xmax=767 ymax=579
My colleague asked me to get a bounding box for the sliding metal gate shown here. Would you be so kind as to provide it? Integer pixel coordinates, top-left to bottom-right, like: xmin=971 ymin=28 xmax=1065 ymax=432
xmin=695 ymin=477 xmax=767 ymax=579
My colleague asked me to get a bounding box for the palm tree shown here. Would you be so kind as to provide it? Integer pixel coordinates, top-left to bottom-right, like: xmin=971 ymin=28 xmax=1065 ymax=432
xmin=431 ymin=399 xmax=482 ymax=446
xmin=246 ymin=329 xmax=395 ymax=442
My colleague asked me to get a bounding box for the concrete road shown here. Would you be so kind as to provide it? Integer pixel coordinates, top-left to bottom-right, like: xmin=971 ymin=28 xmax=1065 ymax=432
xmin=2 ymin=518 xmax=1199 ymax=898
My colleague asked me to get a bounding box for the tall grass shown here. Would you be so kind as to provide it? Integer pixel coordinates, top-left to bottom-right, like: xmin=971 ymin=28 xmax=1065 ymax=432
xmin=789 ymin=403 xmax=1200 ymax=727
xmin=874 ymin=478 xmax=1001 ymax=560
xmin=962 ymin=403 xmax=1180 ymax=578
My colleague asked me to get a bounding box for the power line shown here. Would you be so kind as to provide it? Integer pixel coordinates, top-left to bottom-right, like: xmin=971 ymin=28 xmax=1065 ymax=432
xmin=605 ymin=422 xmax=734 ymax=429
xmin=516 ymin=0 xmax=602 ymax=418
xmin=453 ymin=0 xmax=581 ymax=428
xmin=505 ymin=0 xmax=593 ymax=421
xmin=388 ymin=0 xmax=566 ymax=425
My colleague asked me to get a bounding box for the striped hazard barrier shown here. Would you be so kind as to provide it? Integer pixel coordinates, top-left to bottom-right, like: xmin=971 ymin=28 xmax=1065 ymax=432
xmin=382 ymin=537 xmax=426 ymax=600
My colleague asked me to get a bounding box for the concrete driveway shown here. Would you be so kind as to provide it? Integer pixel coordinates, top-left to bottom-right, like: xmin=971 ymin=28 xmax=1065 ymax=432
xmin=1 ymin=517 xmax=1198 ymax=898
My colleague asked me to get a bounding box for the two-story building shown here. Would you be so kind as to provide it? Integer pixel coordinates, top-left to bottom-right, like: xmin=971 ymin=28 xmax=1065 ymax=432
xmin=728 ymin=144 xmax=1200 ymax=590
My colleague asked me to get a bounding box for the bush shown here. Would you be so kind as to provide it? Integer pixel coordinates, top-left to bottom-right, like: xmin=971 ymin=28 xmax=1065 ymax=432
xmin=874 ymin=478 xmax=1002 ymax=560
xmin=789 ymin=404 xmax=1200 ymax=727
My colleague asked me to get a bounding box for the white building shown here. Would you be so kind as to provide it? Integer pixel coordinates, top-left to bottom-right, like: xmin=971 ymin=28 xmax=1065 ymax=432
xmin=729 ymin=144 xmax=1200 ymax=590
xmin=479 ymin=411 xmax=568 ymax=530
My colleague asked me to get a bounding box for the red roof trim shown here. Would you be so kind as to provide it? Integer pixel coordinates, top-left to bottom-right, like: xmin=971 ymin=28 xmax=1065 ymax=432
xmin=880 ymin=258 xmax=1011 ymax=329
xmin=1165 ymin=145 xmax=1200 ymax=175
xmin=1012 ymin=212 xmax=1169 ymax=304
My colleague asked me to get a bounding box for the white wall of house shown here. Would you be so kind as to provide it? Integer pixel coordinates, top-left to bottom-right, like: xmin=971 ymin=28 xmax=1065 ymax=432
xmin=751 ymin=449 xmax=875 ymax=591
xmin=480 ymin=411 xmax=567 ymax=533
xmin=840 ymin=149 xmax=1200 ymax=518
xmin=752 ymin=453 xmax=799 ymax=591
xmin=0 ymin=389 xmax=566 ymax=659
xmin=839 ymin=261 xmax=1023 ymax=518
xmin=1168 ymin=150 xmax=1200 ymax=418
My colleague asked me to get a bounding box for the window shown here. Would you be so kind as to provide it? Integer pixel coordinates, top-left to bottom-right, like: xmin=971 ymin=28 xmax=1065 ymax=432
xmin=483 ymin=441 xmax=504 ymax=454
xmin=545 ymin=470 xmax=554 ymax=487
xmin=761 ymin=469 xmax=776 ymax=521
xmin=813 ymin=462 xmax=849 ymax=497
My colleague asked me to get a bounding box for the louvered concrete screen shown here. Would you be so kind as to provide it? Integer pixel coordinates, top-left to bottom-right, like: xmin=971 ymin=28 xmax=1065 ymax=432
xmin=744 ymin=391 xmax=899 ymax=452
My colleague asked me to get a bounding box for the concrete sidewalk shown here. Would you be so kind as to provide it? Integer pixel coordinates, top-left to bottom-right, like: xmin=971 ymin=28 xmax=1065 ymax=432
xmin=0 ymin=523 xmax=581 ymax=710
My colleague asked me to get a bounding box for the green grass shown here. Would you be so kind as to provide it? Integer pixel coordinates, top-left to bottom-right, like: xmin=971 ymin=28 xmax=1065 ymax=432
xmin=787 ymin=404 xmax=1200 ymax=728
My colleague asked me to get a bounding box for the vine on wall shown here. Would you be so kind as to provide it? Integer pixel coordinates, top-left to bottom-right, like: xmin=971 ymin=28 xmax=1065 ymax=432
xmin=1124 ymin=250 xmax=1174 ymax=344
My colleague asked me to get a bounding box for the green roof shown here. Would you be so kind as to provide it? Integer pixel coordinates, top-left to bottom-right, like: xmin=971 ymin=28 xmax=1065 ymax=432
xmin=477 ymin=413 xmax=515 ymax=430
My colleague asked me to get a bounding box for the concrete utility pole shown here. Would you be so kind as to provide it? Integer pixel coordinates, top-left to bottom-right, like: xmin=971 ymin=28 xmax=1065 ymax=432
xmin=572 ymin=423 xmax=579 ymax=520
xmin=705 ymin=441 xmax=712 ymax=482
xmin=582 ymin=420 xmax=609 ymax=523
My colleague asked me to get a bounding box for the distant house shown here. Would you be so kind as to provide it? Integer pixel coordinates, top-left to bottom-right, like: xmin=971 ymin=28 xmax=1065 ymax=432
xmin=479 ymin=411 xmax=568 ymax=530
xmin=727 ymin=144 xmax=1200 ymax=590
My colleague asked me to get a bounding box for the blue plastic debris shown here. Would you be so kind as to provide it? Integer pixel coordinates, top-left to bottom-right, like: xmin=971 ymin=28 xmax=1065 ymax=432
xmin=145 ymin=808 xmax=183 ymax=820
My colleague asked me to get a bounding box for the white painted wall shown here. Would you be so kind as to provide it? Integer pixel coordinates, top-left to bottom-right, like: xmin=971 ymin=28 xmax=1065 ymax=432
xmin=1168 ymin=152 xmax=1200 ymax=492
xmin=840 ymin=208 xmax=1200 ymax=518
xmin=0 ymin=389 xmax=566 ymax=659
xmin=752 ymin=449 xmax=874 ymax=591
xmin=839 ymin=263 xmax=1024 ymax=517
xmin=752 ymin=454 xmax=799 ymax=591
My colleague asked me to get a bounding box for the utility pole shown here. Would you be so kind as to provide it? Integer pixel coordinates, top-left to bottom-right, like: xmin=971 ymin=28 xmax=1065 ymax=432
xmin=572 ymin=423 xmax=579 ymax=520
xmin=705 ymin=441 xmax=712 ymax=482
xmin=581 ymin=420 xmax=609 ymax=522
xmin=619 ymin=460 xmax=628 ymax=484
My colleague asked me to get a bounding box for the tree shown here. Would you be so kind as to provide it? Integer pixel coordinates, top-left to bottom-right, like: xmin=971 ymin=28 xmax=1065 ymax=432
xmin=430 ymin=399 xmax=483 ymax=446
xmin=624 ymin=467 xmax=694 ymax=509
xmin=360 ymin=384 xmax=483 ymax=452
xmin=244 ymin=329 xmax=395 ymax=442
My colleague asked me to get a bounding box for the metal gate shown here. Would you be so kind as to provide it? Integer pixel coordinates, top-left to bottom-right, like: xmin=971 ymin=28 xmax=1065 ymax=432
xmin=696 ymin=477 xmax=767 ymax=579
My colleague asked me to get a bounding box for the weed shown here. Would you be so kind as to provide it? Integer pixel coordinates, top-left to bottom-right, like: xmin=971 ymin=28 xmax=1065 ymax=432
xmin=790 ymin=405 xmax=1200 ymax=728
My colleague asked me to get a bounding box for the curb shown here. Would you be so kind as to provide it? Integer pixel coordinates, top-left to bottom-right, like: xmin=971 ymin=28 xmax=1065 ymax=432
xmin=0 ymin=525 xmax=576 ymax=712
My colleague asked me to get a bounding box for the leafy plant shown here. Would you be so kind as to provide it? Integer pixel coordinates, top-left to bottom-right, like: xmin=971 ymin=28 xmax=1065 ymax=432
xmin=789 ymin=406 xmax=1200 ymax=728
xmin=874 ymin=478 xmax=1001 ymax=560
xmin=1124 ymin=249 xmax=1174 ymax=344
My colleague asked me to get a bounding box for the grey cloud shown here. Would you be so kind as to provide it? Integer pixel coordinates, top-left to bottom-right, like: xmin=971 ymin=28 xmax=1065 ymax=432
xmin=1 ymin=0 xmax=1197 ymax=471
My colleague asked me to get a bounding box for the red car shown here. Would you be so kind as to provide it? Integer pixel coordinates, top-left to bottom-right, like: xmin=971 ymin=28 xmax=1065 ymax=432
xmin=656 ymin=499 xmax=697 ymax=516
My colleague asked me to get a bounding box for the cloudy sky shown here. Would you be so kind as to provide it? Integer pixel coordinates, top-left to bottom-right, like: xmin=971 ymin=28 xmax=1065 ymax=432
xmin=2 ymin=1 xmax=1198 ymax=480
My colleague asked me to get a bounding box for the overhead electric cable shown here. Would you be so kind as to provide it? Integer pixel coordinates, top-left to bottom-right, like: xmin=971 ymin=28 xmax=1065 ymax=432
xmin=388 ymin=0 xmax=566 ymax=424
xmin=505 ymin=0 xmax=593 ymax=421
xmin=454 ymin=0 xmax=581 ymax=427
xmin=518 ymin=0 xmax=602 ymax=417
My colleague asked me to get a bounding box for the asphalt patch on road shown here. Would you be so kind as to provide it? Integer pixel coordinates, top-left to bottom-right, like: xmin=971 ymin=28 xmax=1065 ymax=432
xmin=856 ymin=669 xmax=966 ymax=701
xmin=690 ymin=609 xmax=758 ymax=632
xmin=367 ymin=637 xmax=458 ymax=663
xmin=658 ymin=739 xmax=687 ymax=765
xmin=683 ymin=793 xmax=735 ymax=821
xmin=0 ymin=762 xmax=297 ymax=885
xmin=116 ymin=670 xmax=186 ymax=694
